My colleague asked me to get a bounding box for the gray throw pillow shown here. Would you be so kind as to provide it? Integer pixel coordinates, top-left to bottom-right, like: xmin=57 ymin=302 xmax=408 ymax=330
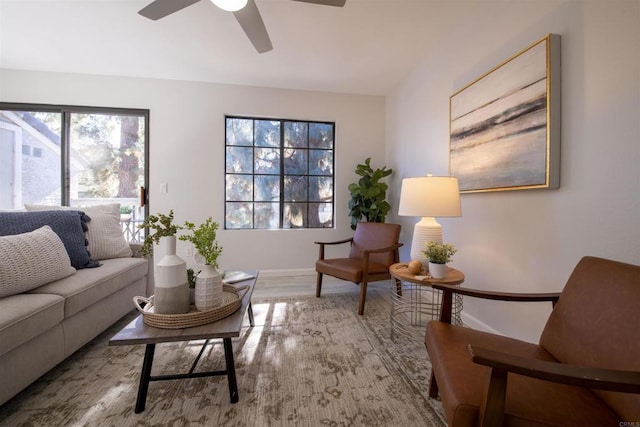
xmin=0 ymin=210 xmax=100 ymax=269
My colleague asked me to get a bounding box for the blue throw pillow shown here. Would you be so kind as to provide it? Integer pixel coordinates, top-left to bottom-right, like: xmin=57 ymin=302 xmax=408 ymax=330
xmin=0 ymin=210 xmax=100 ymax=269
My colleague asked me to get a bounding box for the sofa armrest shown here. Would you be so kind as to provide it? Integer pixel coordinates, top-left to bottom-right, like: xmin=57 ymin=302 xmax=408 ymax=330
xmin=431 ymin=283 xmax=561 ymax=323
xmin=128 ymin=242 xmax=152 ymax=295
xmin=467 ymin=345 xmax=640 ymax=427
xmin=129 ymin=242 xmax=144 ymax=257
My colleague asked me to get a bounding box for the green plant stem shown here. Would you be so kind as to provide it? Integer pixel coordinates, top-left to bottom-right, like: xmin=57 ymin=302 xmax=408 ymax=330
xmin=179 ymin=217 xmax=223 ymax=268
xmin=137 ymin=210 xmax=180 ymax=256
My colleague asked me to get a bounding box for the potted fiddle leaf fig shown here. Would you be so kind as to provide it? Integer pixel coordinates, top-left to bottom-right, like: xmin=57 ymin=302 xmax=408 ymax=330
xmin=347 ymin=157 xmax=393 ymax=230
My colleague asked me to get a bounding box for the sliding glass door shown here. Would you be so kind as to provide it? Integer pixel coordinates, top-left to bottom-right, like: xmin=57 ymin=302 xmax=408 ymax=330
xmin=0 ymin=103 xmax=149 ymax=243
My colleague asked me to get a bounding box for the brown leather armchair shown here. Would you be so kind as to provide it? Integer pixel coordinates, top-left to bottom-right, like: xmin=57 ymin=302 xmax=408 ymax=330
xmin=425 ymin=256 xmax=640 ymax=426
xmin=315 ymin=222 xmax=402 ymax=315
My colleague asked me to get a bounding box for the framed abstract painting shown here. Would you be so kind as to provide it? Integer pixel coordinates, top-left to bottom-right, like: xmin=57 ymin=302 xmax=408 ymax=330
xmin=450 ymin=34 xmax=561 ymax=193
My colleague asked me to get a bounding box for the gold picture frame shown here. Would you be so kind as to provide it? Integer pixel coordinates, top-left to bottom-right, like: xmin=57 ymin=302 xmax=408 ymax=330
xmin=450 ymin=34 xmax=561 ymax=193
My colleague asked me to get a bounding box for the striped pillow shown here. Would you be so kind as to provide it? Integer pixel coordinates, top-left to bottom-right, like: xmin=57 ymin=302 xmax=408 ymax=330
xmin=0 ymin=226 xmax=76 ymax=298
xmin=26 ymin=204 xmax=132 ymax=260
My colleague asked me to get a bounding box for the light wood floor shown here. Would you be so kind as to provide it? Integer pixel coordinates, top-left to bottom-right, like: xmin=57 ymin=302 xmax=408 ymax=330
xmin=252 ymin=273 xmax=394 ymax=300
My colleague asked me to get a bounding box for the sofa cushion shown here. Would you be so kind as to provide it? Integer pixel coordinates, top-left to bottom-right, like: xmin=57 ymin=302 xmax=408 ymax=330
xmin=0 ymin=226 xmax=76 ymax=298
xmin=0 ymin=293 xmax=65 ymax=358
xmin=29 ymin=257 xmax=148 ymax=318
xmin=26 ymin=204 xmax=132 ymax=261
xmin=0 ymin=210 xmax=99 ymax=269
xmin=425 ymin=321 xmax=621 ymax=426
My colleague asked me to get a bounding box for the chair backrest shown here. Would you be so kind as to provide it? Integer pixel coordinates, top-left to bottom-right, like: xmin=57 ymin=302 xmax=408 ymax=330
xmin=349 ymin=222 xmax=401 ymax=267
xmin=539 ymin=256 xmax=640 ymax=420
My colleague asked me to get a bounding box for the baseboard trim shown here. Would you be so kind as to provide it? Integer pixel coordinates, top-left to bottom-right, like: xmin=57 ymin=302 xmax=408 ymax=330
xmin=256 ymin=268 xmax=316 ymax=278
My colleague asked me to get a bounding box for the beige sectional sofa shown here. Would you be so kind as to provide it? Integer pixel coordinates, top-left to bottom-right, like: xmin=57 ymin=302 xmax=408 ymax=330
xmin=0 ymin=205 xmax=151 ymax=405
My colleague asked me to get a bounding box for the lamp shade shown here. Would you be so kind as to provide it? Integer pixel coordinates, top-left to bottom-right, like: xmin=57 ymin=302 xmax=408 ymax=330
xmin=399 ymin=175 xmax=462 ymax=267
xmin=398 ymin=176 xmax=462 ymax=218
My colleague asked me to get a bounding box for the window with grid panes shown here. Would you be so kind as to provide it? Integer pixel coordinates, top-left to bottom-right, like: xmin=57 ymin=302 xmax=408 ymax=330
xmin=224 ymin=116 xmax=334 ymax=229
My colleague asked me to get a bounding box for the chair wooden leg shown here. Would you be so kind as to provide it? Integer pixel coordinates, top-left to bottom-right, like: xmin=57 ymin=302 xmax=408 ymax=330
xmin=316 ymin=272 xmax=323 ymax=297
xmin=428 ymin=371 xmax=439 ymax=398
xmin=358 ymin=279 xmax=368 ymax=315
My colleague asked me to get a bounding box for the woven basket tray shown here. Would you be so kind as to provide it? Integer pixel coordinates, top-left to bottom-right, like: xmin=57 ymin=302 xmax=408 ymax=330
xmin=133 ymin=284 xmax=249 ymax=329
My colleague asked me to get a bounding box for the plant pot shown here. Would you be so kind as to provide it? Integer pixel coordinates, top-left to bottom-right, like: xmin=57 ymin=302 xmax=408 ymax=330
xmin=154 ymin=236 xmax=190 ymax=314
xmin=195 ymin=264 xmax=224 ymax=311
xmin=428 ymin=262 xmax=447 ymax=279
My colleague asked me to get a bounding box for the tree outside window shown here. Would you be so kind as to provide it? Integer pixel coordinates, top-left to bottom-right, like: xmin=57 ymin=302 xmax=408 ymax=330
xmin=225 ymin=116 xmax=334 ymax=229
xmin=0 ymin=104 xmax=148 ymax=242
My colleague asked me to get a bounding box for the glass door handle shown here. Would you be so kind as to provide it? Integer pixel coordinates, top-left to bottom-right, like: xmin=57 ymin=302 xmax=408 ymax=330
xmin=139 ymin=186 xmax=146 ymax=207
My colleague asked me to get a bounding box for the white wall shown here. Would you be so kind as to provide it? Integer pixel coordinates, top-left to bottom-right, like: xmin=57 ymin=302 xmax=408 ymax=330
xmin=0 ymin=70 xmax=386 ymax=271
xmin=386 ymin=0 xmax=640 ymax=342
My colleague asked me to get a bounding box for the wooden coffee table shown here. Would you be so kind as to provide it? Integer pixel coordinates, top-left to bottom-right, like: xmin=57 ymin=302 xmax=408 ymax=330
xmin=109 ymin=271 xmax=257 ymax=413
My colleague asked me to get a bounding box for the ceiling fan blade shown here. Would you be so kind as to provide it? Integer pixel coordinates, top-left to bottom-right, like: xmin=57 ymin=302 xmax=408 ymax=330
xmin=138 ymin=0 xmax=202 ymax=20
xmin=233 ymin=0 xmax=273 ymax=53
xmin=292 ymin=0 xmax=346 ymax=6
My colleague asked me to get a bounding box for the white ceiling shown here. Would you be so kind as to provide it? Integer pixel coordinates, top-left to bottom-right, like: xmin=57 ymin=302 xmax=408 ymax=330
xmin=0 ymin=0 xmax=477 ymax=96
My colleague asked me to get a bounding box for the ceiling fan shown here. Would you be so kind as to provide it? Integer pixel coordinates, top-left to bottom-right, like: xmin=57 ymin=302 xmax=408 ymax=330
xmin=138 ymin=0 xmax=346 ymax=54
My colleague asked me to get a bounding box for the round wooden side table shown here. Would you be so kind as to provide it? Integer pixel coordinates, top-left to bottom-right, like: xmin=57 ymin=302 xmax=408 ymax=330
xmin=389 ymin=263 xmax=465 ymax=340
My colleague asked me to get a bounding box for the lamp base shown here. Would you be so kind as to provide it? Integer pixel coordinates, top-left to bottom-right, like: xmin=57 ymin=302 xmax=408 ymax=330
xmin=410 ymin=217 xmax=443 ymax=269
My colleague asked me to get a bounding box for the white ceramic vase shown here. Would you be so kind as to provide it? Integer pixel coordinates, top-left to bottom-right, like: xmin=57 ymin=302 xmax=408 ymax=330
xmin=428 ymin=262 xmax=447 ymax=279
xmin=195 ymin=264 xmax=224 ymax=311
xmin=152 ymin=238 xmax=168 ymax=282
xmin=154 ymin=236 xmax=190 ymax=314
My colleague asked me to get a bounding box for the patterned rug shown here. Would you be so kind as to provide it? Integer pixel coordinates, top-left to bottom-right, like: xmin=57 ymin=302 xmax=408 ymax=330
xmin=0 ymin=290 xmax=446 ymax=426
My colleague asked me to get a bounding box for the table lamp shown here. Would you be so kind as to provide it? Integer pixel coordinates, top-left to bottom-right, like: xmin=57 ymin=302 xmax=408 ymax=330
xmin=398 ymin=175 xmax=461 ymax=267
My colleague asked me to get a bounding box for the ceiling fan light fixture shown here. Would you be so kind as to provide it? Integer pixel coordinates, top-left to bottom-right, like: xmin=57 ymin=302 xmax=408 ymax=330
xmin=211 ymin=0 xmax=248 ymax=12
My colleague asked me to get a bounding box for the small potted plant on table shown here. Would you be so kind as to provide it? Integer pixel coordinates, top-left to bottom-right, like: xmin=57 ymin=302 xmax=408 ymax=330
xmin=138 ymin=210 xmax=181 ymax=257
xmin=180 ymin=217 xmax=223 ymax=311
xmin=423 ymin=242 xmax=457 ymax=279
xmin=138 ymin=210 xmax=189 ymax=314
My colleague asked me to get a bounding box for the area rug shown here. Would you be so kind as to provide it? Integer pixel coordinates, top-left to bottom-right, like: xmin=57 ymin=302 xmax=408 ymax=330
xmin=0 ymin=290 xmax=446 ymax=426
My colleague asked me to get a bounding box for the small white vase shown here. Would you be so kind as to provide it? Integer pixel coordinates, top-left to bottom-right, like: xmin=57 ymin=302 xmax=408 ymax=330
xmin=195 ymin=264 xmax=224 ymax=311
xmin=154 ymin=236 xmax=190 ymax=314
xmin=428 ymin=262 xmax=447 ymax=279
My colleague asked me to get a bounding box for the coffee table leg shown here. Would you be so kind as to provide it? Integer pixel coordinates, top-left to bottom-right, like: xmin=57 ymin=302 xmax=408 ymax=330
xmin=223 ymin=338 xmax=239 ymax=403
xmin=248 ymin=302 xmax=255 ymax=327
xmin=135 ymin=343 xmax=156 ymax=413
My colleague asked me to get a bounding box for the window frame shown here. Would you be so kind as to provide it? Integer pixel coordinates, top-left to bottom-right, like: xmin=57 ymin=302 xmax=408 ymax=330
xmin=0 ymin=102 xmax=150 ymax=209
xmin=224 ymin=115 xmax=335 ymax=230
